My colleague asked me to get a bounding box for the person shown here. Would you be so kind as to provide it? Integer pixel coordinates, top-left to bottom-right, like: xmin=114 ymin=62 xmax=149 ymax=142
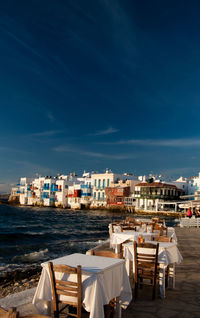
xmin=187 ymin=208 xmax=192 ymax=218
xmin=192 ymin=209 xmax=196 ymax=217
xmin=196 ymin=209 xmax=200 ymax=218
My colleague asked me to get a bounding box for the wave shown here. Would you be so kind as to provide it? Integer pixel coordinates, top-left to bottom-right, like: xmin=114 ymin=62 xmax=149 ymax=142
xmin=12 ymin=248 xmax=49 ymax=263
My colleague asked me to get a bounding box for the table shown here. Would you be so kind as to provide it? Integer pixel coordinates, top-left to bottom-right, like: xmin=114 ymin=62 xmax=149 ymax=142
xmin=32 ymin=253 xmax=132 ymax=318
xmin=110 ymin=228 xmax=177 ymax=247
xmin=111 ymin=231 xmax=156 ymax=247
xmin=123 ymin=241 xmax=183 ymax=298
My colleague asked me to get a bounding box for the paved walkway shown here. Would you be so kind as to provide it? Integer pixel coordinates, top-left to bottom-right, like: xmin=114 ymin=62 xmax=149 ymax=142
xmin=123 ymin=227 xmax=200 ymax=318
xmin=1 ymin=227 xmax=200 ymax=317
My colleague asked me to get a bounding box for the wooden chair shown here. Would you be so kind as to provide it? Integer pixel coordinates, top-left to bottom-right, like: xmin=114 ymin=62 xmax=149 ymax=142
xmin=121 ymin=225 xmax=136 ymax=232
xmin=153 ymin=224 xmax=168 ymax=236
xmin=134 ymin=241 xmax=159 ymax=300
xmin=152 ymin=236 xmax=172 ymax=242
xmin=90 ymin=249 xmax=122 ymax=258
xmin=48 ymin=262 xmax=88 ymax=318
xmin=125 ymin=217 xmax=136 ymax=223
xmin=152 ymin=236 xmax=172 ymax=286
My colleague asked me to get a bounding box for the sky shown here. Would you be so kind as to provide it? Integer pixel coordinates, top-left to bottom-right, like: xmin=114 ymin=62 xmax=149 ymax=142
xmin=1 ymin=0 xmax=200 ymax=191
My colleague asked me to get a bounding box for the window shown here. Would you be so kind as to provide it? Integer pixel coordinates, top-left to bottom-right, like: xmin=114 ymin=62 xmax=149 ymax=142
xmin=107 ymin=179 xmax=110 ymax=187
xmin=102 ymin=192 xmax=105 ymax=200
xmin=94 ymin=179 xmax=97 ymax=187
xmin=103 ymin=179 xmax=105 ymax=189
xmin=98 ymin=179 xmax=101 ymax=188
xmin=98 ymin=192 xmax=100 ymax=200
xmin=94 ymin=192 xmax=96 ymax=199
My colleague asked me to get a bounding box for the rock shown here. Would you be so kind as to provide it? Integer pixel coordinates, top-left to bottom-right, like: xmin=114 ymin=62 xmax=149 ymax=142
xmin=30 ymin=279 xmax=35 ymax=283
xmin=22 ymin=278 xmax=28 ymax=283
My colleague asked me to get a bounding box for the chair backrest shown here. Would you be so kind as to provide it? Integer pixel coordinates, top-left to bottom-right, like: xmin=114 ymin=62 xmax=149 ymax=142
xmin=153 ymin=224 xmax=168 ymax=236
xmin=125 ymin=217 xmax=136 ymax=223
xmin=121 ymin=225 xmax=136 ymax=232
xmin=90 ymin=249 xmax=121 ymax=258
xmin=48 ymin=262 xmax=82 ymax=318
xmin=153 ymin=236 xmax=172 ymax=242
xmin=134 ymin=241 xmax=159 ymax=282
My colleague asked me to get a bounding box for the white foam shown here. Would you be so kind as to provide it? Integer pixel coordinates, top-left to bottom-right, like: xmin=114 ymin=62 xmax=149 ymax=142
xmin=12 ymin=249 xmax=48 ymax=262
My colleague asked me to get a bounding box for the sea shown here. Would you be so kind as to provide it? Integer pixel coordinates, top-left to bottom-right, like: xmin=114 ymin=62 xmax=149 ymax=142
xmin=0 ymin=204 xmax=178 ymax=276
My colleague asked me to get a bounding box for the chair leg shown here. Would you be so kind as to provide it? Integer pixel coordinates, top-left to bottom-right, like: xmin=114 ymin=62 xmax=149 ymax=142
xmin=54 ymin=311 xmax=59 ymax=318
xmin=134 ymin=282 xmax=138 ymax=300
xmin=152 ymin=283 xmax=156 ymax=300
xmin=165 ymin=266 xmax=169 ymax=288
xmin=139 ymin=277 xmax=143 ymax=289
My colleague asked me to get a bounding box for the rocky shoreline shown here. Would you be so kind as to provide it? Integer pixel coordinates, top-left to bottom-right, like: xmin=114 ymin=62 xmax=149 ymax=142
xmin=0 ymin=267 xmax=41 ymax=299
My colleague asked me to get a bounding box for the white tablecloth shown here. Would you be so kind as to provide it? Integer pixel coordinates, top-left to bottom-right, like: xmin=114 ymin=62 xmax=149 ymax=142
xmin=32 ymin=253 xmax=132 ymax=318
xmin=123 ymin=241 xmax=182 ymax=266
xmin=110 ymin=227 xmax=177 ymax=246
xmin=123 ymin=241 xmax=183 ymax=298
xmin=167 ymin=227 xmax=177 ymax=242
xmin=111 ymin=231 xmax=155 ymax=246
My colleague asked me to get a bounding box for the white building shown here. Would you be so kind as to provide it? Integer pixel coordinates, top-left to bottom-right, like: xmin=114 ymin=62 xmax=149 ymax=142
xmin=91 ymin=169 xmax=137 ymax=207
xmin=54 ymin=178 xmax=68 ymax=208
xmin=67 ymin=172 xmax=92 ymax=209
xmin=19 ymin=177 xmax=34 ymax=205
xmin=171 ymin=176 xmax=194 ymax=196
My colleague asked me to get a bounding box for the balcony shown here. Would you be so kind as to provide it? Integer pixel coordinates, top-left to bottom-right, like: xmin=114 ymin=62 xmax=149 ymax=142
xmin=93 ymin=186 xmax=106 ymax=190
xmin=137 ymin=194 xmax=179 ymax=200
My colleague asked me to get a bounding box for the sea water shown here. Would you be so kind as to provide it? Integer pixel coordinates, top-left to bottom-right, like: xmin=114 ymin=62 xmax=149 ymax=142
xmin=0 ymin=204 xmax=177 ymax=275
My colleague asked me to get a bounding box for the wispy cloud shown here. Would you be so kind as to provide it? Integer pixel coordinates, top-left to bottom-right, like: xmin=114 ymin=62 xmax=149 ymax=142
xmin=29 ymin=130 xmax=63 ymax=137
xmin=53 ymin=145 xmax=134 ymax=160
xmin=89 ymin=126 xmax=119 ymax=136
xmin=100 ymin=138 xmax=200 ymax=147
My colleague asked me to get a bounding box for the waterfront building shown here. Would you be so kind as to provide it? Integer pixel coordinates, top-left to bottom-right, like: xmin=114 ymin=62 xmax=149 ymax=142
xmin=134 ymin=180 xmax=184 ymax=211
xmin=91 ymin=169 xmax=137 ymax=207
xmin=67 ymin=184 xmax=82 ymax=209
xmin=40 ymin=177 xmax=56 ymax=207
xmin=171 ymin=176 xmax=195 ymax=196
xmin=67 ymin=172 xmax=92 ymax=209
xmin=55 ymin=178 xmax=68 ymax=208
xmin=105 ymin=186 xmax=130 ymax=205
xmin=9 ymin=186 xmax=20 ymax=202
xmin=105 ymin=179 xmax=138 ymax=206
xmin=19 ymin=177 xmax=34 ymax=205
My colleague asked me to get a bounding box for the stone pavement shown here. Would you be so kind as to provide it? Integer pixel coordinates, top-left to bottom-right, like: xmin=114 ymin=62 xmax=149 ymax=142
xmin=122 ymin=227 xmax=200 ymax=318
xmin=1 ymin=227 xmax=200 ymax=318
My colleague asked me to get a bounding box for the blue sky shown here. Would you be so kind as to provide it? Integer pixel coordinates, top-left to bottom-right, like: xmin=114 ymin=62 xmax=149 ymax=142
xmin=1 ymin=0 xmax=200 ymax=190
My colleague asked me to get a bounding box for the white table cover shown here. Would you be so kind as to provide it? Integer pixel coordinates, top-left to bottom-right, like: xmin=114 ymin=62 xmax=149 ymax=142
xmin=123 ymin=241 xmax=183 ymax=298
xmin=111 ymin=231 xmax=155 ymax=246
xmin=32 ymin=253 xmax=132 ymax=318
xmin=167 ymin=227 xmax=177 ymax=242
xmin=123 ymin=241 xmax=182 ymax=266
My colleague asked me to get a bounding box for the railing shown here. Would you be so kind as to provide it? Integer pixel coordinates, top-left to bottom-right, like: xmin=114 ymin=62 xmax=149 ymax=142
xmin=136 ymin=194 xmax=179 ymax=200
xmin=180 ymin=217 xmax=200 ymax=227
xmin=93 ymin=186 xmax=106 ymax=190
